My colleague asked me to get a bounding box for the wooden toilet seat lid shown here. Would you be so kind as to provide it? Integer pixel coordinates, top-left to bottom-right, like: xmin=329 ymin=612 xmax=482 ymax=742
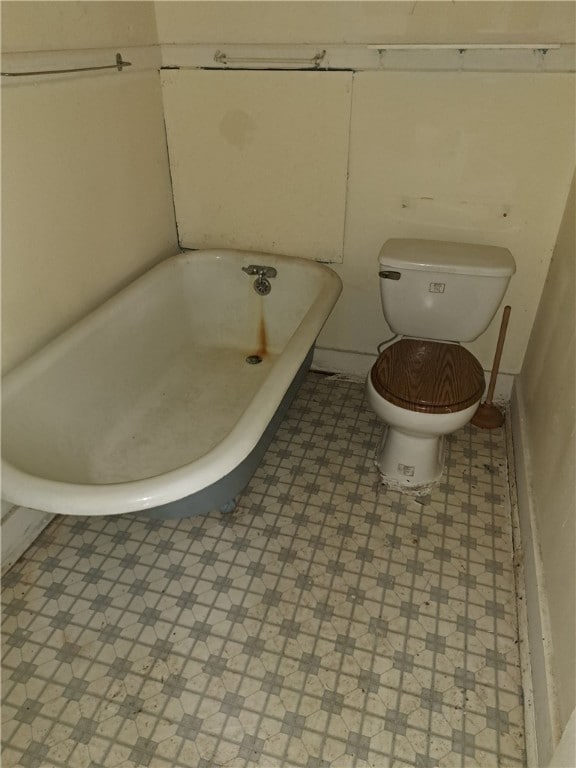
xmin=371 ymin=339 xmax=485 ymax=414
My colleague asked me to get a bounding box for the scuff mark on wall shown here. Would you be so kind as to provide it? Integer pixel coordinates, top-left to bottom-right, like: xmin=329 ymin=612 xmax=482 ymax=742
xmin=397 ymin=196 xmax=513 ymax=230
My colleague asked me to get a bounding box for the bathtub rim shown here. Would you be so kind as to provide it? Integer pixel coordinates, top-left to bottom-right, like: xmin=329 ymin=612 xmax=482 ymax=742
xmin=2 ymin=248 xmax=342 ymax=516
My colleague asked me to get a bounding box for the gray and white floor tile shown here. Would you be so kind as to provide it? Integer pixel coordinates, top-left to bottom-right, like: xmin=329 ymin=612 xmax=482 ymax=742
xmin=1 ymin=373 xmax=524 ymax=767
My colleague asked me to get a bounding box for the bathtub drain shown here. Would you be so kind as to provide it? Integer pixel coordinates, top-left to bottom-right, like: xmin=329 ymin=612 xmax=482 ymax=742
xmin=246 ymin=355 xmax=263 ymax=365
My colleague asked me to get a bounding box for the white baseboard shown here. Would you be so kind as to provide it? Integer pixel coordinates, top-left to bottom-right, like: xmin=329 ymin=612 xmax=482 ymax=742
xmin=313 ymin=346 xmax=515 ymax=401
xmin=506 ymin=408 xmax=539 ymax=767
xmin=1 ymin=502 xmax=54 ymax=575
xmin=312 ymin=347 xmax=375 ymax=378
xmin=510 ymin=380 xmax=559 ymax=767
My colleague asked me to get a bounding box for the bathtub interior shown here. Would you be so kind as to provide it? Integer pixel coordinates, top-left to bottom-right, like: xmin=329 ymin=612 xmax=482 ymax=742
xmin=2 ymin=251 xmax=331 ymax=488
xmin=176 ymin=252 xmax=329 ymax=353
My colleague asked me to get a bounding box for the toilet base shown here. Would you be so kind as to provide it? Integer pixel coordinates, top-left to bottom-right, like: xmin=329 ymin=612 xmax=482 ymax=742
xmin=375 ymin=425 xmax=446 ymax=493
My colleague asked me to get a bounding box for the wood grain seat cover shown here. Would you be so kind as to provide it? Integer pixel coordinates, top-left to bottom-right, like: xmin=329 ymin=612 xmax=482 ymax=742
xmin=371 ymin=339 xmax=485 ymax=414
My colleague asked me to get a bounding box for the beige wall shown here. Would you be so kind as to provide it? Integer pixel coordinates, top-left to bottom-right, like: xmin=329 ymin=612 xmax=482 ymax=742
xmin=2 ymin=1 xmax=158 ymax=52
xmin=2 ymin=71 xmax=178 ymax=372
xmin=322 ymin=71 xmax=575 ymax=374
xmin=154 ymin=1 xmax=576 ymax=45
xmin=518 ymin=177 xmax=575 ymax=733
xmin=161 ymin=69 xmax=352 ymax=262
xmin=2 ymin=2 xmax=177 ymax=373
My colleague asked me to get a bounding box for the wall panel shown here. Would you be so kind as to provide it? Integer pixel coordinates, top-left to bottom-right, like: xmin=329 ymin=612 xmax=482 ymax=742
xmin=161 ymin=69 xmax=352 ymax=262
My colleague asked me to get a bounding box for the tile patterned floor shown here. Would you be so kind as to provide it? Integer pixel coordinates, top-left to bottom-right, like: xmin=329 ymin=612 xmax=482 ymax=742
xmin=1 ymin=373 xmax=525 ymax=767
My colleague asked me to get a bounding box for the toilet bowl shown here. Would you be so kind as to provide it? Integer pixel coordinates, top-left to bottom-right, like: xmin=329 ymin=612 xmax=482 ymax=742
xmin=368 ymin=238 xmax=515 ymax=492
xmin=367 ymin=338 xmax=485 ymax=491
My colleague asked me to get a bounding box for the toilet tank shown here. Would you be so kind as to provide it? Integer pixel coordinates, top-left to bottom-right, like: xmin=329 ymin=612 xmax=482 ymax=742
xmin=378 ymin=239 xmax=516 ymax=342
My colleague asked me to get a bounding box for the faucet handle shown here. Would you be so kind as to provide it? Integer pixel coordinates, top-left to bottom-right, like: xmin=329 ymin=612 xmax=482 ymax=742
xmin=242 ymin=264 xmax=277 ymax=278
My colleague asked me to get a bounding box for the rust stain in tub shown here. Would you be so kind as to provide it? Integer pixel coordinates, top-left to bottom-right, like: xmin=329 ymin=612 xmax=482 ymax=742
xmin=246 ymin=299 xmax=268 ymax=364
xmin=256 ymin=301 xmax=268 ymax=358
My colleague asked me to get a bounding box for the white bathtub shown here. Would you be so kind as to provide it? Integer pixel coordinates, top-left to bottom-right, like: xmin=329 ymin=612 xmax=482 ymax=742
xmin=2 ymin=250 xmax=342 ymax=517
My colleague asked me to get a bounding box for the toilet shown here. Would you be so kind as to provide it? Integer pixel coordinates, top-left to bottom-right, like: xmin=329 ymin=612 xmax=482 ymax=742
xmin=366 ymin=238 xmax=516 ymax=493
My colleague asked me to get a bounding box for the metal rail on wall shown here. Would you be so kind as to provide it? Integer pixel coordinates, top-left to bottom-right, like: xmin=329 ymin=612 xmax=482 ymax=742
xmin=213 ymin=49 xmax=327 ymax=68
xmin=1 ymin=52 xmax=132 ymax=78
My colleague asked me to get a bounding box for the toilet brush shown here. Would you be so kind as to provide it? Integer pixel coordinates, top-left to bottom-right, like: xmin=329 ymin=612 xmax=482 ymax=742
xmin=471 ymin=305 xmax=511 ymax=429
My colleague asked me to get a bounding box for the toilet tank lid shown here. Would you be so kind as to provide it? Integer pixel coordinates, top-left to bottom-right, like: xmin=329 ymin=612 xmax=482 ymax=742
xmin=379 ymin=239 xmax=516 ymax=277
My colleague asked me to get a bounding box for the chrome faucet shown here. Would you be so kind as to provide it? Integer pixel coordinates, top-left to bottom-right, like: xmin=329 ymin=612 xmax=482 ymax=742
xmin=242 ymin=264 xmax=277 ymax=295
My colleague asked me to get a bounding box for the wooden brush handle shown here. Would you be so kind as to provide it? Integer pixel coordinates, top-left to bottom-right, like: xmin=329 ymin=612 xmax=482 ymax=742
xmin=485 ymin=305 xmax=511 ymax=405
